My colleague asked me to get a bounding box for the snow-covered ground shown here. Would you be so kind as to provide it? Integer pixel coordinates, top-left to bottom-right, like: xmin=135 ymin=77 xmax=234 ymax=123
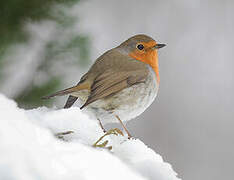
xmin=0 ymin=94 xmax=180 ymax=180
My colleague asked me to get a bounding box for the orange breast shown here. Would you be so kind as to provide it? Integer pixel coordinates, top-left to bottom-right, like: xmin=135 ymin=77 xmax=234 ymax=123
xmin=129 ymin=47 xmax=160 ymax=84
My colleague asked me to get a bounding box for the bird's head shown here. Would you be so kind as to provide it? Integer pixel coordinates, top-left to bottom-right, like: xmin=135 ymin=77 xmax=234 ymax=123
xmin=117 ymin=34 xmax=166 ymax=84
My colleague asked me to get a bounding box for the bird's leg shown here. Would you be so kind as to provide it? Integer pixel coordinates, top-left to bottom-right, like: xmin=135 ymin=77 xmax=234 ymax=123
xmin=93 ymin=128 xmax=123 ymax=149
xmin=115 ymin=115 xmax=132 ymax=139
xmin=97 ymin=118 xmax=106 ymax=133
xmin=55 ymin=131 xmax=74 ymax=141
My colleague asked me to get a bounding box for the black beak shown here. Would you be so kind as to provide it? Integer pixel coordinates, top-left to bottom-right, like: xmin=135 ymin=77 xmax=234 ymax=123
xmin=153 ymin=44 xmax=166 ymax=49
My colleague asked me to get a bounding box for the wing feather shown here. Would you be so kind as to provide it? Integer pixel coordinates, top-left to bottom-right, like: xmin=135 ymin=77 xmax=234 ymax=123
xmin=80 ymin=69 xmax=148 ymax=109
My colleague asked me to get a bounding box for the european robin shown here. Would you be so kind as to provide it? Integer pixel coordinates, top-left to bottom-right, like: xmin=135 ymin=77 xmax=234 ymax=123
xmin=43 ymin=34 xmax=166 ymax=138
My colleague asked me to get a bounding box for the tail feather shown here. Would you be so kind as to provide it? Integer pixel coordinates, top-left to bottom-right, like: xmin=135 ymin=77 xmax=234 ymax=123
xmin=42 ymin=82 xmax=90 ymax=99
xmin=64 ymin=95 xmax=78 ymax=108
xmin=41 ymin=86 xmax=77 ymax=99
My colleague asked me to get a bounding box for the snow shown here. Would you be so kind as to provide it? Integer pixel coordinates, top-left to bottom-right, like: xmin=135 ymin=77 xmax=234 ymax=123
xmin=0 ymin=94 xmax=180 ymax=180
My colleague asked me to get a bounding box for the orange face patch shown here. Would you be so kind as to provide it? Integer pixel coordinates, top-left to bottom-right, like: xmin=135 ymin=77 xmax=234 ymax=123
xmin=129 ymin=41 xmax=160 ymax=84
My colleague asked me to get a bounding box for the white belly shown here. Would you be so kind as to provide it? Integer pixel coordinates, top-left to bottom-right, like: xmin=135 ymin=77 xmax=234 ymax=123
xmin=82 ymin=66 xmax=159 ymax=124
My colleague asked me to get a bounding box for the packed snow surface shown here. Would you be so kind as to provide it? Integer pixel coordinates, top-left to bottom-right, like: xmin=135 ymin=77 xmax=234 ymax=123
xmin=0 ymin=94 xmax=180 ymax=180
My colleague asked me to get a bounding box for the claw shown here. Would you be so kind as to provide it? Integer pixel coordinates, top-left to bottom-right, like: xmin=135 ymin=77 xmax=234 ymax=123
xmin=95 ymin=140 xmax=109 ymax=148
xmin=93 ymin=128 xmax=123 ymax=149
xmin=55 ymin=131 xmax=74 ymax=141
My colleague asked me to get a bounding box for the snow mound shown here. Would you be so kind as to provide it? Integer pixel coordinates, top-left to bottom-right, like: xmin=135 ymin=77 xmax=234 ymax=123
xmin=0 ymin=94 xmax=180 ymax=180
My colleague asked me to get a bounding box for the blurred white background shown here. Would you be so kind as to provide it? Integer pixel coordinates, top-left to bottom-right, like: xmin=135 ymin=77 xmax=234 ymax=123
xmin=1 ymin=0 xmax=233 ymax=179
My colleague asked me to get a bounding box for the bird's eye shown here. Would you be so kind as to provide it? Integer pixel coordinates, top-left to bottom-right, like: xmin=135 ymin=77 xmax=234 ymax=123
xmin=137 ymin=44 xmax=144 ymax=50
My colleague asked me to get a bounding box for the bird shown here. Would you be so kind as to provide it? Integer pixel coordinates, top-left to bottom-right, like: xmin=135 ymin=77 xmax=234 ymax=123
xmin=42 ymin=34 xmax=166 ymax=138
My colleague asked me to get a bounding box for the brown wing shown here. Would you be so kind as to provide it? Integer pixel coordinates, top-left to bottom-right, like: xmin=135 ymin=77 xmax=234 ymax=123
xmin=80 ymin=69 xmax=148 ymax=109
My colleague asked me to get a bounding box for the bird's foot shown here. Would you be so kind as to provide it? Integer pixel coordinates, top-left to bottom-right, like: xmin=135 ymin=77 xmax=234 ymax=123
xmin=55 ymin=131 xmax=74 ymax=141
xmin=93 ymin=128 xmax=124 ymax=149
